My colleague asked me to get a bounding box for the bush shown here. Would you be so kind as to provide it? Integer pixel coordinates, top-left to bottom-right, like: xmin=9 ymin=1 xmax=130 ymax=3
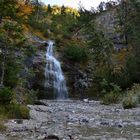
xmin=8 ymin=103 xmax=29 ymax=119
xmin=0 ymin=87 xmax=13 ymax=105
xmin=100 ymin=79 xmax=121 ymax=105
xmin=102 ymin=91 xmax=120 ymax=105
xmin=24 ymin=45 xmax=37 ymax=57
xmin=109 ymin=71 xmax=132 ymax=89
xmin=109 ymin=56 xmax=140 ymax=89
xmin=24 ymin=89 xmax=38 ymax=104
xmin=131 ymin=84 xmax=140 ymax=103
xmin=64 ymin=43 xmax=89 ymax=62
xmin=122 ymin=94 xmax=138 ymax=109
xmin=101 ymin=79 xmax=121 ymax=94
xmin=127 ymin=84 xmax=140 ymax=103
xmin=0 ymin=122 xmax=6 ymax=132
xmin=121 ymin=84 xmax=140 ymax=109
xmin=5 ymin=60 xmax=20 ymax=87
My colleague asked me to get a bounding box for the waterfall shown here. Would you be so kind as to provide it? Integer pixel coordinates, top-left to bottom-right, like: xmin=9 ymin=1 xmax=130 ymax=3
xmin=44 ymin=40 xmax=68 ymax=99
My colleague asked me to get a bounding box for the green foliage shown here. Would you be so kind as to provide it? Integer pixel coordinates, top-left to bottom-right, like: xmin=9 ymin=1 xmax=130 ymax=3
xmin=122 ymin=84 xmax=140 ymax=109
xmin=0 ymin=101 xmax=29 ymax=119
xmin=0 ymin=122 xmax=6 ymax=132
xmin=0 ymin=87 xmax=13 ymax=105
xmin=78 ymin=6 xmax=96 ymax=27
xmin=4 ymin=59 xmax=21 ymax=87
xmin=24 ymin=45 xmax=37 ymax=57
xmin=0 ymin=20 xmax=28 ymax=88
xmin=24 ymin=89 xmax=38 ymax=104
xmin=101 ymin=79 xmax=121 ymax=94
xmin=122 ymin=94 xmax=137 ymax=109
xmin=101 ymin=79 xmax=121 ymax=105
xmin=125 ymin=56 xmax=140 ymax=83
xmin=128 ymin=84 xmax=140 ymax=103
xmin=64 ymin=42 xmax=89 ymax=62
xmin=28 ymin=4 xmax=79 ymax=39
xmin=102 ymin=91 xmax=120 ymax=105
xmin=108 ymin=70 xmax=131 ymax=89
xmin=108 ymin=56 xmax=140 ymax=89
xmin=0 ymin=0 xmax=18 ymax=19
xmin=8 ymin=103 xmax=29 ymax=119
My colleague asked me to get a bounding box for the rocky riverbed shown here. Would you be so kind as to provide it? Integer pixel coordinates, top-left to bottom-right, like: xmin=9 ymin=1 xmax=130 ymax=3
xmin=1 ymin=100 xmax=140 ymax=140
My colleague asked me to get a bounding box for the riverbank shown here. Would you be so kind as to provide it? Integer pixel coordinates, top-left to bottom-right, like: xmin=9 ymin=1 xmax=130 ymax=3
xmin=1 ymin=100 xmax=140 ymax=140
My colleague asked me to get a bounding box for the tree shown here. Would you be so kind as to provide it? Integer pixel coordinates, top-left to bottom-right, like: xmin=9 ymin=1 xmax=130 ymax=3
xmin=98 ymin=2 xmax=106 ymax=12
xmin=0 ymin=20 xmax=26 ymax=86
xmin=61 ymin=5 xmax=66 ymax=15
xmin=16 ymin=0 xmax=33 ymax=21
xmin=47 ymin=4 xmax=52 ymax=13
xmin=0 ymin=0 xmax=18 ymax=20
xmin=31 ymin=0 xmax=42 ymax=21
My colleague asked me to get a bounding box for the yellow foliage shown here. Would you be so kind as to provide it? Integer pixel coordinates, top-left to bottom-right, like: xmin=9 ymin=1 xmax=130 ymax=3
xmin=16 ymin=0 xmax=33 ymax=19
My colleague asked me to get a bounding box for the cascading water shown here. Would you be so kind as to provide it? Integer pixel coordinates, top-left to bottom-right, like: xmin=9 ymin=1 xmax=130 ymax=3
xmin=44 ymin=40 xmax=68 ymax=99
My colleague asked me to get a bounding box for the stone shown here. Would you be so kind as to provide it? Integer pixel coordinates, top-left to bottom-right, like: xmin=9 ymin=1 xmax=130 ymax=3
xmin=0 ymin=134 xmax=7 ymax=140
xmin=83 ymin=98 xmax=89 ymax=103
xmin=45 ymin=135 xmax=60 ymax=140
xmin=4 ymin=100 xmax=140 ymax=139
xmin=37 ymin=134 xmax=46 ymax=140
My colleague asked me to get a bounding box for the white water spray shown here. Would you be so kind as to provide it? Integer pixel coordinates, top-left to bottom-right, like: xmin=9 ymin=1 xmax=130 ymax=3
xmin=44 ymin=40 xmax=68 ymax=99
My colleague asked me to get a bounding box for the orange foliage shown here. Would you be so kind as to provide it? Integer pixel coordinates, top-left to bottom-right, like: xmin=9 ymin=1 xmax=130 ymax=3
xmin=16 ymin=0 xmax=33 ymax=19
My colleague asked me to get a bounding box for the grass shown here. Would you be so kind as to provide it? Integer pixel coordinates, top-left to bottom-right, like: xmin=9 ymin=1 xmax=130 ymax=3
xmin=0 ymin=116 xmax=7 ymax=132
xmin=122 ymin=94 xmax=138 ymax=109
xmin=102 ymin=91 xmax=121 ymax=105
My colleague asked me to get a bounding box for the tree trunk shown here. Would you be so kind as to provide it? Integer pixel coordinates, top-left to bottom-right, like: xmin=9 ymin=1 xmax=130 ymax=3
xmin=0 ymin=45 xmax=7 ymax=86
xmin=1 ymin=61 xmax=5 ymax=85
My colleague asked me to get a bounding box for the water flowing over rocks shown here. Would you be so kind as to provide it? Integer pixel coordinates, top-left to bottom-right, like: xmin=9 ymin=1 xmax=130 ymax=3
xmin=44 ymin=41 xmax=68 ymax=99
xmin=3 ymin=100 xmax=140 ymax=140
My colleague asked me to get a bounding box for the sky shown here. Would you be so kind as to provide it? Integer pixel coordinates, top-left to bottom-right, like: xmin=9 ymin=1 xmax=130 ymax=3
xmin=41 ymin=0 xmax=109 ymax=10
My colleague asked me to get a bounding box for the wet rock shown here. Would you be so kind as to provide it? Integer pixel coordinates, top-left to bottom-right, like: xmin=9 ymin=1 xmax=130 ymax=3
xmin=100 ymin=121 xmax=110 ymax=126
xmin=45 ymin=135 xmax=60 ymax=140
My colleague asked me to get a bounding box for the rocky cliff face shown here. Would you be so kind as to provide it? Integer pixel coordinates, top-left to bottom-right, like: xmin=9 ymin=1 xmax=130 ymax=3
xmin=61 ymin=60 xmax=95 ymax=98
xmin=96 ymin=9 xmax=127 ymax=51
xmin=23 ymin=33 xmax=47 ymax=98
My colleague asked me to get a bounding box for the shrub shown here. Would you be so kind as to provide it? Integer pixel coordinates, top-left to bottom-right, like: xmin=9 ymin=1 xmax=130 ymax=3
xmin=109 ymin=71 xmax=132 ymax=89
xmin=19 ymin=105 xmax=30 ymax=119
xmin=100 ymin=79 xmax=121 ymax=94
xmin=5 ymin=60 xmax=20 ymax=88
xmin=24 ymin=89 xmax=38 ymax=104
xmin=122 ymin=84 xmax=140 ymax=109
xmin=0 ymin=122 xmax=6 ymax=132
xmin=64 ymin=43 xmax=88 ymax=62
xmin=24 ymin=45 xmax=37 ymax=57
xmin=102 ymin=91 xmax=120 ymax=105
xmin=43 ymin=29 xmax=50 ymax=37
xmin=8 ymin=103 xmax=29 ymax=119
xmin=100 ymin=79 xmax=121 ymax=105
xmin=109 ymin=56 xmax=140 ymax=89
xmin=122 ymin=94 xmax=138 ymax=109
xmin=127 ymin=84 xmax=140 ymax=103
xmin=0 ymin=87 xmax=13 ymax=105
xmin=132 ymin=84 xmax=140 ymax=103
